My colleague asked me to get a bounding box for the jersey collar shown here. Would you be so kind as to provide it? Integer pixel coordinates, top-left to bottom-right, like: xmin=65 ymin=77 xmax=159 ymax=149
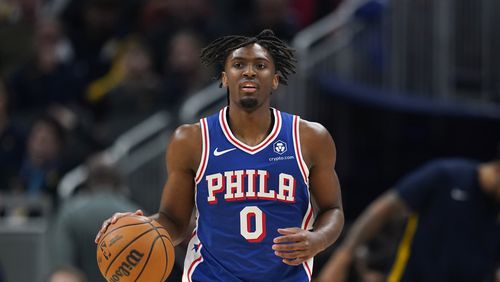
xmin=219 ymin=106 xmax=282 ymax=155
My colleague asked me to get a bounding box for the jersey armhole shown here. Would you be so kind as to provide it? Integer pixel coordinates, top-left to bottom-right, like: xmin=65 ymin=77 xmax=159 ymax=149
xmin=194 ymin=118 xmax=209 ymax=184
xmin=292 ymin=115 xmax=309 ymax=185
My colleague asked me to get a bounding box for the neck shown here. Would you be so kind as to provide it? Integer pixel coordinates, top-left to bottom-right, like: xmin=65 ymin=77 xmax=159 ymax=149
xmin=227 ymin=105 xmax=273 ymax=147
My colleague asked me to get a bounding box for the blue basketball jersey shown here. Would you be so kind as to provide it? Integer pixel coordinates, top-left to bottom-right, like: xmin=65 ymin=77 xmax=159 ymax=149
xmin=182 ymin=107 xmax=314 ymax=282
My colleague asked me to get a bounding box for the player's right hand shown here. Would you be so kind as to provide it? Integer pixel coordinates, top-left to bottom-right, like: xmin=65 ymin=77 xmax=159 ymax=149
xmin=94 ymin=209 xmax=144 ymax=243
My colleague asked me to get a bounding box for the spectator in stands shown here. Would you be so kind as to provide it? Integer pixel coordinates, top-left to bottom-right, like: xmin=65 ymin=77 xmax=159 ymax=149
xmin=318 ymin=158 xmax=500 ymax=282
xmin=0 ymin=77 xmax=26 ymax=193
xmin=60 ymin=0 xmax=133 ymax=84
xmin=141 ymin=0 xmax=217 ymax=48
xmin=56 ymin=0 xmax=140 ymax=129
xmin=6 ymin=18 xmax=83 ymax=122
xmin=49 ymin=153 xmax=141 ymax=282
xmin=90 ymin=35 xmax=165 ymax=141
xmin=17 ymin=114 xmax=67 ymax=205
xmin=247 ymin=0 xmax=301 ymax=42
xmin=162 ymin=30 xmax=211 ymax=107
xmin=0 ymin=0 xmax=39 ymax=72
xmin=46 ymin=265 xmax=87 ymax=282
xmin=289 ymin=0 xmax=344 ymax=29
xmin=47 ymin=103 xmax=106 ymax=170
xmin=6 ymin=18 xmax=105 ymax=167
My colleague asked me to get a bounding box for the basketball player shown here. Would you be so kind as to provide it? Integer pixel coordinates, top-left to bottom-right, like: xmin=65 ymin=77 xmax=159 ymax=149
xmin=318 ymin=158 xmax=500 ymax=282
xmin=95 ymin=29 xmax=344 ymax=281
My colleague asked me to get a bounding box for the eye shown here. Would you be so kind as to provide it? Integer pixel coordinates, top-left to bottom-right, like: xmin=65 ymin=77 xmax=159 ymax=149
xmin=233 ymin=62 xmax=243 ymax=68
xmin=256 ymin=63 xmax=266 ymax=69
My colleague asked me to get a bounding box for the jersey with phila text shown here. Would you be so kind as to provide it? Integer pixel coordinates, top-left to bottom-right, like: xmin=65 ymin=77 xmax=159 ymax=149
xmin=182 ymin=107 xmax=314 ymax=282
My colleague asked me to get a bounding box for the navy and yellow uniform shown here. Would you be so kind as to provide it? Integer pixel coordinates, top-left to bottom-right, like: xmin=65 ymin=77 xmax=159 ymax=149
xmin=389 ymin=159 xmax=500 ymax=282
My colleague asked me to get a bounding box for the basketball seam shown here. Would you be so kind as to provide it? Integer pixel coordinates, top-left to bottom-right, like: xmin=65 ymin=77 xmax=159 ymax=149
xmin=104 ymin=227 xmax=154 ymax=276
xmin=153 ymin=227 xmax=173 ymax=244
xmin=150 ymin=226 xmax=174 ymax=248
xmin=147 ymin=221 xmax=170 ymax=282
xmin=156 ymin=225 xmax=175 ymax=275
xmin=158 ymin=235 xmax=171 ymax=281
xmin=134 ymin=233 xmax=164 ymax=282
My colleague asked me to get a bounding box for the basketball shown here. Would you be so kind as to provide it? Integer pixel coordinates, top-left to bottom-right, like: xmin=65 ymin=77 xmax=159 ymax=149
xmin=96 ymin=216 xmax=175 ymax=282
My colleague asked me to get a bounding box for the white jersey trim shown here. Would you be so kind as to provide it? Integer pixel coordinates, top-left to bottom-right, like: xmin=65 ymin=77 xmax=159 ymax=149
xmin=295 ymin=115 xmax=313 ymax=281
xmin=301 ymin=202 xmax=314 ymax=281
xmin=182 ymin=231 xmax=204 ymax=282
xmin=194 ymin=118 xmax=209 ymax=184
xmin=292 ymin=116 xmax=309 ymax=184
xmin=303 ymin=258 xmax=313 ymax=281
xmin=219 ymin=106 xmax=282 ymax=155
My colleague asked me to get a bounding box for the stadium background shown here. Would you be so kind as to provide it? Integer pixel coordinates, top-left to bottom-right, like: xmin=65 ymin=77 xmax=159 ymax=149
xmin=0 ymin=0 xmax=499 ymax=281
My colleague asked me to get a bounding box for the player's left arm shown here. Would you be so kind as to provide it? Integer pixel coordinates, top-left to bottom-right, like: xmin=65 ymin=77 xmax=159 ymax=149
xmin=273 ymin=120 xmax=344 ymax=266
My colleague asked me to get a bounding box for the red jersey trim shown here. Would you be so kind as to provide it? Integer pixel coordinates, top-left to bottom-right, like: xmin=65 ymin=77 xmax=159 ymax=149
xmin=195 ymin=118 xmax=209 ymax=184
xmin=219 ymin=107 xmax=282 ymax=155
xmin=303 ymin=260 xmax=312 ymax=281
xmin=187 ymin=244 xmax=203 ymax=282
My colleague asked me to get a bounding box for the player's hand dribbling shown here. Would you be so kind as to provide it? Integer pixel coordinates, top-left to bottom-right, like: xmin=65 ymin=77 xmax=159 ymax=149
xmin=94 ymin=209 xmax=144 ymax=243
xmin=272 ymin=227 xmax=326 ymax=266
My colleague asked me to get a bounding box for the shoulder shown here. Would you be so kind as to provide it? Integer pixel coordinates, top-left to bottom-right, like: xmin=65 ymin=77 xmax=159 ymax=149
xmin=419 ymin=158 xmax=476 ymax=174
xmin=393 ymin=159 xmax=470 ymax=195
xmin=170 ymin=123 xmax=202 ymax=148
xmin=172 ymin=123 xmax=201 ymax=139
xmin=299 ymin=119 xmax=334 ymax=150
xmin=167 ymin=123 xmax=203 ymax=171
xmin=298 ymin=118 xmax=336 ymax=167
xmin=298 ymin=119 xmax=332 ymax=141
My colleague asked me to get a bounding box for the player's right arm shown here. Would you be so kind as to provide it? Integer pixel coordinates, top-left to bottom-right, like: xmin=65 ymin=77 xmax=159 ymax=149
xmin=316 ymin=190 xmax=408 ymax=282
xmin=154 ymin=123 xmax=200 ymax=245
xmin=95 ymin=123 xmax=201 ymax=246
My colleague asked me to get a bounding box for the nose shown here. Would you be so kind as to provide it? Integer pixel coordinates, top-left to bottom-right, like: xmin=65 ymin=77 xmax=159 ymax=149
xmin=243 ymin=65 xmax=256 ymax=78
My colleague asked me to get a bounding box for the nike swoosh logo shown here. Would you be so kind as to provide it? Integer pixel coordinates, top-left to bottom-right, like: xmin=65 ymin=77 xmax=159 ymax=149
xmin=213 ymin=147 xmax=237 ymax=156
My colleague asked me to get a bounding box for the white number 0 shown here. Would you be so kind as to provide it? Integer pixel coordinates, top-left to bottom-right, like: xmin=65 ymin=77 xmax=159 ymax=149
xmin=240 ymin=206 xmax=266 ymax=242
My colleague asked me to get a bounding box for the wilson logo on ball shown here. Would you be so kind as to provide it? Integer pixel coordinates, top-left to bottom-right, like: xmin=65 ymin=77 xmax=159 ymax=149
xmin=109 ymin=249 xmax=144 ymax=282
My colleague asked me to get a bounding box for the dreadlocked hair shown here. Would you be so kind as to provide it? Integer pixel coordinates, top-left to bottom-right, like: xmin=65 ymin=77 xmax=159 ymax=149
xmin=200 ymin=29 xmax=297 ymax=86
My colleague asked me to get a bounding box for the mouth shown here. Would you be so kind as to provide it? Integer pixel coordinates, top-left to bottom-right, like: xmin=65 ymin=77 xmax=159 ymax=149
xmin=239 ymin=82 xmax=259 ymax=93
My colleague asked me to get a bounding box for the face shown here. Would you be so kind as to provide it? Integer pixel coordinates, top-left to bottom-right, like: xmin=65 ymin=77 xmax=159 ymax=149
xmin=167 ymin=32 xmax=202 ymax=74
xmin=28 ymin=120 xmax=62 ymax=166
xmin=222 ymin=43 xmax=279 ymax=110
xmin=123 ymin=42 xmax=152 ymax=79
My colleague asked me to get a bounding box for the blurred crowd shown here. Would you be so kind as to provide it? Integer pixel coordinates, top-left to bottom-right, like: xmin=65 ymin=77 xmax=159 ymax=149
xmin=0 ymin=0 xmax=341 ymax=212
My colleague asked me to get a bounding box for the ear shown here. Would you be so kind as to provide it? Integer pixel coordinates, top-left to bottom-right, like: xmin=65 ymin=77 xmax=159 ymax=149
xmin=272 ymin=73 xmax=279 ymax=90
xmin=221 ymin=72 xmax=228 ymax=87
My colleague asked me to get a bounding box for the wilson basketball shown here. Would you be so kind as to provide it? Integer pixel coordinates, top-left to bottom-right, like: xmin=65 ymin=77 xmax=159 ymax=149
xmin=96 ymin=216 xmax=175 ymax=282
